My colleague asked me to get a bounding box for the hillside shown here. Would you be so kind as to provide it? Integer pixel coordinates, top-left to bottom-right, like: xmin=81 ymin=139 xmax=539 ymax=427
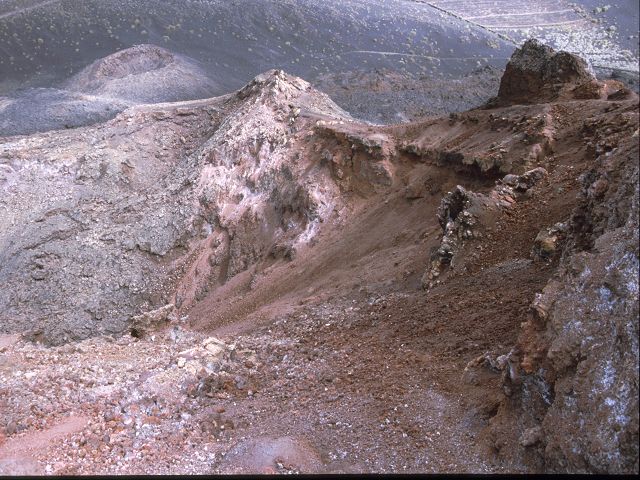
xmin=0 ymin=40 xmax=638 ymax=474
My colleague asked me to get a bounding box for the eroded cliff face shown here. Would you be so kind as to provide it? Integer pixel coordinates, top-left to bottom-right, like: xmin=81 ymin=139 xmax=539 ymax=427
xmin=459 ymin=41 xmax=639 ymax=474
xmin=513 ymin=108 xmax=639 ymax=473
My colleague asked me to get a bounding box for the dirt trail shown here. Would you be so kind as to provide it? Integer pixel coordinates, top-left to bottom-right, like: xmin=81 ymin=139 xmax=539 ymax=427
xmin=0 ymin=417 xmax=88 ymax=475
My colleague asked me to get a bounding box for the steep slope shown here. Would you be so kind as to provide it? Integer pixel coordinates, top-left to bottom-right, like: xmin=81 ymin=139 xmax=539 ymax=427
xmin=490 ymin=96 xmax=639 ymax=473
xmin=0 ymin=0 xmax=514 ymax=94
xmin=0 ymin=69 xmax=357 ymax=345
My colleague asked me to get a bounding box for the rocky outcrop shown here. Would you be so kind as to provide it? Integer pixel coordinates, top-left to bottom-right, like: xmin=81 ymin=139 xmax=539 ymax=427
xmin=422 ymin=168 xmax=548 ymax=289
xmin=130 ymin=304 xmax=177 ymax=338
xmin=532 ymin=222 xmax=569 ymax=259
xmin=422 ymin=186 xmax=479 ymax=289
xmin=398 ymin=106 xmax=557 ymax=178
xmin=313 ymin=123 xmax=395 ymax=193
xmin=496 ymin=39 xmax=597 ymax=105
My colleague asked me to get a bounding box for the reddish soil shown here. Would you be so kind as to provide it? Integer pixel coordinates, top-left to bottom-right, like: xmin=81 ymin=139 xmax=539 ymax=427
xmin=178 ymin=99 xmax=634 ymax=472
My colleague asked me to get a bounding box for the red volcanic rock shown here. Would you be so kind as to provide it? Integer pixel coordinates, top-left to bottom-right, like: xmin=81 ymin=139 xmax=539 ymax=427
xmin=496 ymin=39 xmax=597 ymax=105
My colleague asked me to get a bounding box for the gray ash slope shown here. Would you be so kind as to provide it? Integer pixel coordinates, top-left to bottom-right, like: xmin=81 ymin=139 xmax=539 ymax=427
xmin=1 ymin=0 xmax=636 ymax=134
xmin=0 ymin=0 xmax=515 ymax=92
xmin=314 ymin=66 xmax=502 ymax=124
xmin=0 ymin=0 xmax=517 ymax=135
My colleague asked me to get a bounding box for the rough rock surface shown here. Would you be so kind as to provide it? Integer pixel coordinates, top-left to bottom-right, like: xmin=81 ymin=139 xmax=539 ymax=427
xmin=0 ymin=70 xmax=349 ymax=345
xmin=508 ymin=107 xmax=639 ymax=473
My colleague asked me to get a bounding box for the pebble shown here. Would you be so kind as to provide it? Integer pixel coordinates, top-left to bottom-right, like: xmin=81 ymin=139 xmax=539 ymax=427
xmin=5 ymin=421 xmax=17 ymax=436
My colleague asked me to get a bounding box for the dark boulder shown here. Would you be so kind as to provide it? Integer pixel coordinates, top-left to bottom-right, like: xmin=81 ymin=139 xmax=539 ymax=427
xmin=496 ymin=39 xmax=597 ymax=105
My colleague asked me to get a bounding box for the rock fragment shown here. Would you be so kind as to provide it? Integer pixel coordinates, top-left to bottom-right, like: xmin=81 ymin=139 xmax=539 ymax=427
xmin=532 ymin=222 xmax=569 ymax=259
xmin=130 ymin=304 xmax=176 ymax=338
xmin=519 ymin=426 xmax=543 ymax=447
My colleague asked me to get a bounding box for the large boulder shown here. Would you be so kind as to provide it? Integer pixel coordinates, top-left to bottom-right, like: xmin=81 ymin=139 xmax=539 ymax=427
xmin=496 ymin=39 xmax=597 ymax=105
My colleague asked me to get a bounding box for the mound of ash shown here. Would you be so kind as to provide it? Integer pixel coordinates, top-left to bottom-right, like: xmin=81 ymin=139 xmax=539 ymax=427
xmin=0 ymin=45 xmax=219 ymax=137
xmin=65 ymin=44 xmax=218 ymax=104
xmin=493 ymin=39 xmax=632 ymax=106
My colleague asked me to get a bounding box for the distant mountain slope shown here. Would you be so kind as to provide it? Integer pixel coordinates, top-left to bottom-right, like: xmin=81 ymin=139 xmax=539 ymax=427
xmin=0 ymin=0 xmax=515 ymax=95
